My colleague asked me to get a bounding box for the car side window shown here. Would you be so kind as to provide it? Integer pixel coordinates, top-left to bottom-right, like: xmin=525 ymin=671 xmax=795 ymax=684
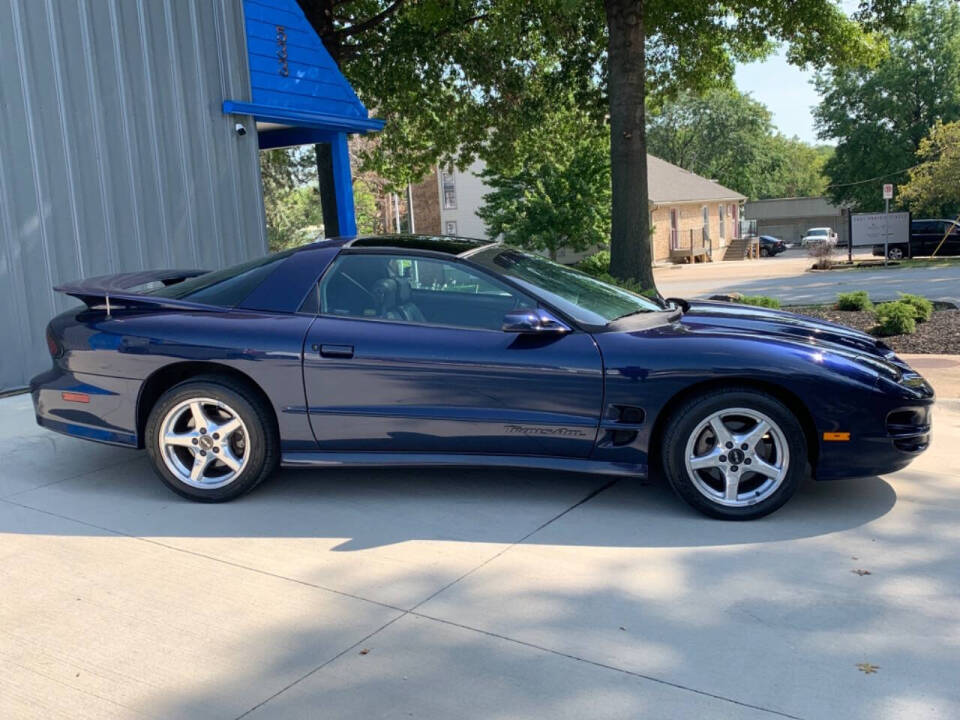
xmin=318 ymin=253 xmax=534 ymax=331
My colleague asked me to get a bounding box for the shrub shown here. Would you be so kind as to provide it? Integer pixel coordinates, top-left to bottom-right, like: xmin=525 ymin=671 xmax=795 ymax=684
xmin=897 ymin=293 xmax=933 ymax=322
xmin=873 ymin=301 xmax=917 ymax=336
xmin=737 ymin=295 xmax=781 ymax=309
xmin=836 ymin=291 xmax=872 ymax=311
xmin=808 ymin=241 xmax=836 ymax=270
xmin=576 ymin=250 xmax=611 ymax=278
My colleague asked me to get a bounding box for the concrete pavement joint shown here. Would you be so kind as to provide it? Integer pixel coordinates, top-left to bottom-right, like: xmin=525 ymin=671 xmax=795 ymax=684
xmin=0 ymin=454 xmax=146 ymax=501
xmin=407 ymin=478 xmax=621 ymax=614
xmin=407 ymin=610 xmax=806 ymax=720
xmin=231 ymin=478 xmax=622 ymax=719
xmin=233 ymin=612 xmax=408 ymax=720
xmin=5 ymin=478 xmax=807 ymax=720
xmin=0 ymin=495 xmax=407 ymax=615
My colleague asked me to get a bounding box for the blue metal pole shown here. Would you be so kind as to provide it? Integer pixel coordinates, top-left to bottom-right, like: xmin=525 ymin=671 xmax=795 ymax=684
xmin=329 ymin=132 xmax=357 ymax=237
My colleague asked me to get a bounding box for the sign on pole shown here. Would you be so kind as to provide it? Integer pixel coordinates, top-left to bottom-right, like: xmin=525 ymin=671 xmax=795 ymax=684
xmin=883 ymin=183 xmax=894 ymax=200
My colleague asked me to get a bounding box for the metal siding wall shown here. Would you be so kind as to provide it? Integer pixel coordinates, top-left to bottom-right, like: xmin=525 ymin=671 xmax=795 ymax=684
xmin=0 ymin=0 xmax=267 ymax=392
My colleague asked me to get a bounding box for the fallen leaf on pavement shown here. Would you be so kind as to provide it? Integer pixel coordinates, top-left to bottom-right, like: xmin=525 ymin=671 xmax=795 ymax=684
xmin=851 ymin=569 xmax=872 ymax=576
xmin=856 ymin=663 xmax=879 ymax=674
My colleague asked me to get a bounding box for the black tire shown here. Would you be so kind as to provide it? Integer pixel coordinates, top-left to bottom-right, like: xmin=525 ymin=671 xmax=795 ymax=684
xmin=660 ymin=387 xmax=807 ymax=520
xmin=760 ymin=247 xmax=769 ymax=257
xmin=145 ymin=375 xmax=278 ymax=502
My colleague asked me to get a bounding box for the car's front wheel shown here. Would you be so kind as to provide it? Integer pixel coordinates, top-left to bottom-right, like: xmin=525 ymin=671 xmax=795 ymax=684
xmin=888 ymin=247 xmax=904 ymax=260
xmin=145 ymin=376 xmax=278 ymax=502
xmin=661 ymin=388 xmax=806 ymax=520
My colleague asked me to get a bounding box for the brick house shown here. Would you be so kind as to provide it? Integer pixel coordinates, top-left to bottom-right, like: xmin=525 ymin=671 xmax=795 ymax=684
xmin=383 ymin=155 xmax=746 ymax=264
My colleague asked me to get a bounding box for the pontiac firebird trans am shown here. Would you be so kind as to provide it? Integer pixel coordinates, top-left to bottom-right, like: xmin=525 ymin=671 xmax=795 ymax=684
xmin=31 ymin=235 xmax=934 ymax=520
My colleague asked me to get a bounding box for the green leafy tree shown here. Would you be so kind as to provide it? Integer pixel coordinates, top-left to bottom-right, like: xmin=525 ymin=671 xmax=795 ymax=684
xmin=298 ymin=0 xmax=904 ymax=291
xmin=646 ymin=88 xmax=831 ymax=199
xmin=815 ymin=0 xmax=960 ymax=211
xmin=260 ymin=148 xmax=325 ymax=251
xmin=899 ymin=120 xmax=960 ymax=217
xmin=477 ymin=107 xmax=610 ymax=260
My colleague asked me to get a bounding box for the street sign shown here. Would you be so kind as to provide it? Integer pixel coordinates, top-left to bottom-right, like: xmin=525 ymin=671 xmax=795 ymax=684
xmin=883 ymin=183 xmax=894 ymax=199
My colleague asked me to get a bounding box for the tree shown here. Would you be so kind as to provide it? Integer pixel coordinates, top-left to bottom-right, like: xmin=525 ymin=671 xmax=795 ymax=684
xmin=260 ymin=148 xmax=324 ymax=251
xmin=899 ymin=120 xmax=960 ymax=217
xmin=298 ymin=0 xmax=903 ymax=290
xmin=815 ymin=0 xmax=960 ymax=211
xmin=647 ymin=88 xmax=833 ymax=200
xmin=477 ymin=107 xmax=610 ymax=260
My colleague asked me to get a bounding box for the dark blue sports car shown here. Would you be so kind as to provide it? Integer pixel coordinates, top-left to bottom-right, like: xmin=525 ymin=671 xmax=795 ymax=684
xmin=32 ymin=235 xmax=934 ymax=519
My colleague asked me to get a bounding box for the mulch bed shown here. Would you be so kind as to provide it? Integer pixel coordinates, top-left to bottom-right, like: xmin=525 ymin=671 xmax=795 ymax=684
xmin=789 ymin=305 xmax=960 ymax=355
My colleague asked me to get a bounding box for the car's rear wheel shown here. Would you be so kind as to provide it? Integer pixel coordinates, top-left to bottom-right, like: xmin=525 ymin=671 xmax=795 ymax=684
xmin=145 ymin=376 xmax=277 ymax=502
xmin=760 ymin=247 xmax=769 ymax=257
xmin=888 ymin=246 xmax=904 ymax=260
xmin=661 ymin=388 xmax=806 ymax=520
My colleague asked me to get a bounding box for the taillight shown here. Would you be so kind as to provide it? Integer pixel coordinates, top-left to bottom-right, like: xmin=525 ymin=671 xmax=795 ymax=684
xmin=46 ymin=325 xmax=62 ymax=359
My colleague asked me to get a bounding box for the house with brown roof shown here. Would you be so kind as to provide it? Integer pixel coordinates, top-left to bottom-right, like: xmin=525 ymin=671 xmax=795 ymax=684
xmin=383 ymin=154 xmax=747 ymax=264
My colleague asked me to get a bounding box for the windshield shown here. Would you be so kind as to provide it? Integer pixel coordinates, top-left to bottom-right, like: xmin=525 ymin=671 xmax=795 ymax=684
xmin=468 ymin=247 xmax=663 ymax=326
xmin=808 ymin=228 xmax=828 ymax=236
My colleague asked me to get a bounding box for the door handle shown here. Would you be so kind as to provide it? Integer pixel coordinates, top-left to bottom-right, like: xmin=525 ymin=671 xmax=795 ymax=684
xmin=315 ymin=343 xmax=354 ymax=359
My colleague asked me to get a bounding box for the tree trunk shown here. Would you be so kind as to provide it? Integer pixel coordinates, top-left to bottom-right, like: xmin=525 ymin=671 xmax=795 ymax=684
xmin=604 ymin=0 xmax=654 ymax=290
xmin=315 ymin=143 xmax=340 ymax=237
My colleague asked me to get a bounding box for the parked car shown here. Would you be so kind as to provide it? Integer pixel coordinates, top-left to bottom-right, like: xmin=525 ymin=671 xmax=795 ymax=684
xmin=758 ymin=235 xmax=786 ymax=257
xmin=32 ymin=235 xmax=933 ymax=520
xmin=800 ymin=227 xmax=838 ymax=247
xmin=873 ymin=219 xmax=960 ymax=260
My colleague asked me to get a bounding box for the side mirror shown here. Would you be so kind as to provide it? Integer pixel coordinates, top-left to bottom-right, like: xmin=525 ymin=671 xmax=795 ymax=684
xmin=502 ymin=308 xmax=571 ymax=334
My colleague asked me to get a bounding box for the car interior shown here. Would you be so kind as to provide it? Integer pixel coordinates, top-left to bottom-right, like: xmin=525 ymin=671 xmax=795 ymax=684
xmin=317 ymin=253 xmax=533 ymax=331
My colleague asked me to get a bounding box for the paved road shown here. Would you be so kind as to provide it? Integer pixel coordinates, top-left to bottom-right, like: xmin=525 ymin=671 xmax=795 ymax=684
xmin=656 ymin=250 xmax=960 ymax=305
xmin=1 ymin=362 xmax=959 ymax=719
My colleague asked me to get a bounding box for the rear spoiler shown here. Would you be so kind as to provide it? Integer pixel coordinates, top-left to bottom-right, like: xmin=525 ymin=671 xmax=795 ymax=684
xmin=54 ymin=269 xmax=212 ymax=312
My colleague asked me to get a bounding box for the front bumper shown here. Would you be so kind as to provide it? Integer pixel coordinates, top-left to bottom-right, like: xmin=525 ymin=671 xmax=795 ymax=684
xmin=31 ymin=366 xmax=140 ymax=447
xmin=816 ymin=357 xmax=934 ymax=480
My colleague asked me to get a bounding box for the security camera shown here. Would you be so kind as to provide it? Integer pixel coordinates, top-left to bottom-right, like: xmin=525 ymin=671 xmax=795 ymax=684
xmin=234 ymin=122 xmax=247 ymax=136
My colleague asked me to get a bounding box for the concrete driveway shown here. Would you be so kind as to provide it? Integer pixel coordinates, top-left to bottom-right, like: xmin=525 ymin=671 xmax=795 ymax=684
xmin=656 ymin=248 xmax=960 ymax=305
xmin=1 ymin=362 xmax=959 ymax=720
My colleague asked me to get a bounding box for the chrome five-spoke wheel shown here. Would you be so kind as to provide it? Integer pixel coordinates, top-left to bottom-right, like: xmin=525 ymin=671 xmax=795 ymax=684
xmin=662 ymin=388 xmax=805 ymax=519
xmin=684 ymin=408 xmax=789 ymax=507
xmin=159 ymin=397 xmax=250 ymax=489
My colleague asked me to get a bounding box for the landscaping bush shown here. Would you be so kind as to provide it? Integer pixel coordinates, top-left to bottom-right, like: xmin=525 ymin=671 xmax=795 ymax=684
xmin=808 ymin=241 xmax=836 ymax=270
xmin=737 ymin=295 xmax=781 ymax=309
xmin=873 ymin=301 xmax=917 ymax=336
xmin=835 ymin=290 xmax=872 ymax=311
xmin=897 ymin=293 xmax=933 ymax=322
xmin=576 ymin=250 xmax=611 ymax=278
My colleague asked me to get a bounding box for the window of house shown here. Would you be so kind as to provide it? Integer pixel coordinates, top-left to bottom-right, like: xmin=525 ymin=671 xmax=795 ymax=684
xmin=441 ymin=170 xmax=457 ymax=209
xmin=669 ymin=208 xmax=679 ymax=249
xmin=701 ymin=206 xmax=709 ymax=241
xmin=445 ymin=220 xmax=458 ymax=236
xmin=718 ymin=204 xmax=726 ymax=240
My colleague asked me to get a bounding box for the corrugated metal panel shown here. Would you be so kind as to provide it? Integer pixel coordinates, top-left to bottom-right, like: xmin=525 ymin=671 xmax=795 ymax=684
xmin=0 ymin=0 xmax=267 ymax=392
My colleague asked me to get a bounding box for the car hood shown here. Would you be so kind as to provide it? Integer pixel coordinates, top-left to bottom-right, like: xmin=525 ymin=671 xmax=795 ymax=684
xmin=679 ymin=301 xmax=890 ymax=357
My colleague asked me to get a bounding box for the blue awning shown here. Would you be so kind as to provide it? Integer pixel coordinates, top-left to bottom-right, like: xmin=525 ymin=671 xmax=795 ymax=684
xmin=223 ymin=0 xmax=383 ymax=139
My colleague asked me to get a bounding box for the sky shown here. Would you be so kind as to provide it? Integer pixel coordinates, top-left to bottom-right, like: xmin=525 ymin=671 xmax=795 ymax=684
xmin=733 ymin=0 xmax=860 ymax=145
xmin=734 ymin=49 xmax=826 ymax=145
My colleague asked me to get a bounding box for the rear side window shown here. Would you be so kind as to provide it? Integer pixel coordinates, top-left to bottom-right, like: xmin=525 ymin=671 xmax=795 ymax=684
xmin=148 ymin=250 xmax=295 ymax=307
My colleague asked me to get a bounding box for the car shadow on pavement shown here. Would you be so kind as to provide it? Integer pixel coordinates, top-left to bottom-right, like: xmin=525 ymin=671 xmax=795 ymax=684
xmin=1 ymin=444 xmax=897 ymax=550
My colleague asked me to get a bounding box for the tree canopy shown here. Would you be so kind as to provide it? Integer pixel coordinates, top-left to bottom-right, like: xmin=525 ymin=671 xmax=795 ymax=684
xmin=476 ymin=106 xmax=610 ymax=260
xmin=646 ymin=88 xmax=832 ymax=200
xmin=815 ymin=0 xmax=960 ymax=211
xmin=297 ymin=0 xmax=906 ymax=288
xmin=899 ymin=120 xmax=960 ymax=217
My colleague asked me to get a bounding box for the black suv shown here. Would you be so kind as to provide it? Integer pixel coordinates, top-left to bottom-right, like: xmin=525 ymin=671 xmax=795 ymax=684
xmin=874 ymin=219 xmax=960 ymax=260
